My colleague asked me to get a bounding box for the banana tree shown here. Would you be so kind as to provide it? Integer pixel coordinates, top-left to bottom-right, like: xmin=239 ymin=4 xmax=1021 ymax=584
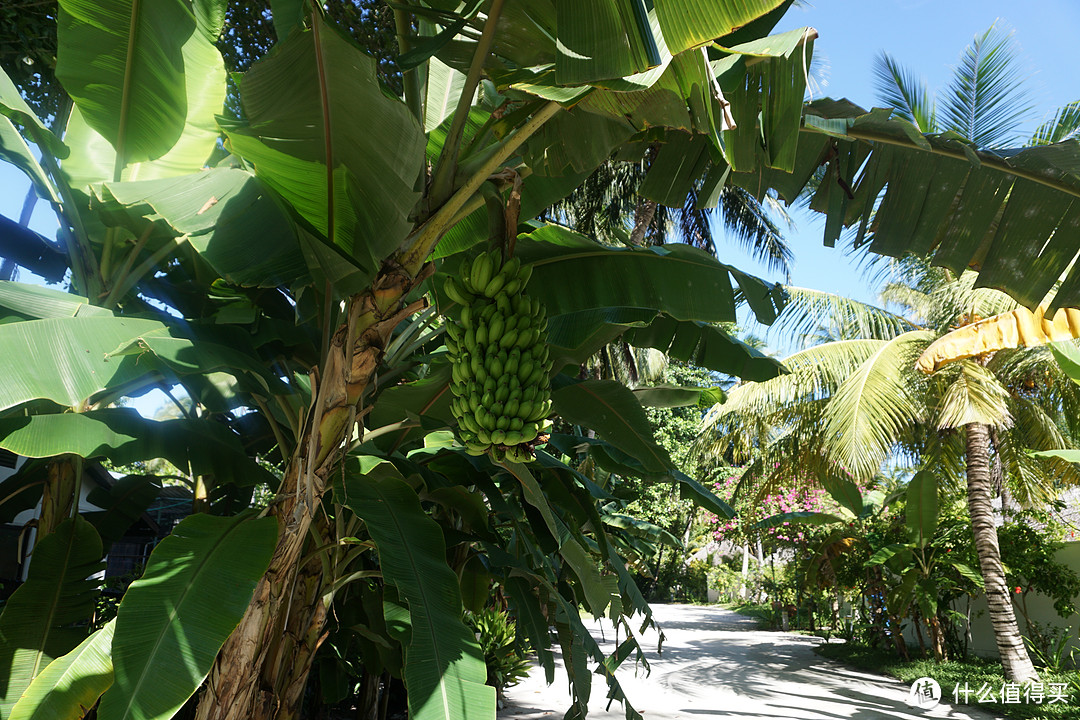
xmin=0 ymin=0 xmax=822 ymax=719
xmin=864 ymin=471 xmax=983 ymax=661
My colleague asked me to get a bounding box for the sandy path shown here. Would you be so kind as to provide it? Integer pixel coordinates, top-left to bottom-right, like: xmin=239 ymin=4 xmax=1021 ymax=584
xmin=500 ymin=604 xmax=1002 ymax=720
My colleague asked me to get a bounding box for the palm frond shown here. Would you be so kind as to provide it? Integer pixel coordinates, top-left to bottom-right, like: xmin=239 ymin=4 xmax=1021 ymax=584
xmin=704 ymin=339 xmax=890 ymax=423
xmin=1030 ymin=100 xmax=1080 ymax=146
xmin=879 ymin=281 xmax=934 ymax=324
xmin=772 ymin=286 xmax=918 ymax=347
xmin=939 ymin=24 xmax=1034 ymax=148
xmin=995 ymin=428 xmax=1060 ymax=507
xmin=873 ymin=52 xmax=936 ymax=132
xmin=934 ymin=360 xmax=1013 ymax=430
xmin=717 ymin=186 xmax=793 ymax=279
xmin=821 ymin=331 xmax=934 ymax=480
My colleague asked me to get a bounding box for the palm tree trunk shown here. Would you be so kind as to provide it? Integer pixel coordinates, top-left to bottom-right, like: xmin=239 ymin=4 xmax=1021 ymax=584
xmin=965 ymin=422 xmax=1038 ymax=683
xmin=629 ymin=197 xmax=657 ymax=246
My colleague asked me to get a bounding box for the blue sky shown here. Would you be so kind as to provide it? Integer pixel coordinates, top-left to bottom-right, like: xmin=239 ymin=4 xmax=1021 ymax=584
xmin=722 ymin=0 xmax=1080 ymax=350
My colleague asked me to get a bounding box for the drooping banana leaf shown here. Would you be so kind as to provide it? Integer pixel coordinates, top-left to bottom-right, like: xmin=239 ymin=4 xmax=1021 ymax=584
xmin=515 ymin=225 xmax=785 ymax=325
xmin=338 ymin=460 xmax=496 ymax=720
xmin=223 ymin=14 xmax=425 ymax=284
xmin=0 ymin=115 xmax=59 ymax=209
xmin=83 ymin=475 xmax=161 ymax=551
xmin=630 ymin=384 xmax=726 ymax=408
xmin=366 ymin=364 xmax=455 ymax=453
xmin=905 ymin=470 xmax=938 ymax=549
xmin=728 ymin=97 xmax=1080 ymax=313
xmin=0 ymin=282 xmax=111 ymax=320
xmin=95 ymin=168 xmax=307 ymax=288
xmin=0 ymin=409 xmax=277 ymax=488
xmin=0 ymin=66 xmax=67 ymax=159
xmin=551 ymin=379 xmax=673 ymax=474
xmin=8 ymin=621 xmax=115 ymax=720
xmin=96 ymin=513 xmax=278 ymax=720
xmin=0 ymin=517 xmax=104 ymax=716
xmin=0 ymin=316 xmax=166 ymax=413
xmin=623 ymin=315 xmax=786 ymax=382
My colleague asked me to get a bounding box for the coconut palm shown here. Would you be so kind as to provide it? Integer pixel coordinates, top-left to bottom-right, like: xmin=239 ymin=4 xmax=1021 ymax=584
xmin=698 ymin=264 xmax=1080 ymax=681
xmin=702 ymin=26 xmax=1080 ymax=682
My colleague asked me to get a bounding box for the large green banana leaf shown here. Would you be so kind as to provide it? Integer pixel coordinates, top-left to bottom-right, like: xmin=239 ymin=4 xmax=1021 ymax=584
xmin=550 ymin=379 xmax=672 ymax=474
xmin=500 ymin=461 xmax=611 ymax=614
xmin=84 ymin=475 xmax=162 ymax=551
xmin=96 ymin=513 xmax=277 ymax=720
xmin=0 ymin=517 xmax=104 ymax=716
xmin=0 ymin=282 xmax=110 ymax=320
xmin=905 ymin=470 xmax=938 ymax=549
xmin=0 ymin=316 xmax=165 ymax=413
xmin=430 ymin=0 xmax=787 ymax=83
xmin=0 ymin=67 xmax=67 ymax=159
xmin=109 ymin=325 xmax=289 ymax=396
xmin=0 ymin=116 xmax=58 ymax=210
xmin=630 ymin=384 xmax=725 ymax=408
xmin=339 ymin=460 xmax=496 ymax=720
xmin=224 ymin=14 xmax=425 ymax=282
xmin=366 ymin=364 xmax=455 ymax=453
xmin=514 ymin=225 xmax=785 ymax=325
xmin=726 ymin=98 xmax=1080 ymax=312
xmin=545 ymin=308 xmax=658 ymax=369
xmin=56 ymin=0 xmax=226 ymax=181
xmin=95 ymin=169 xmax=306 ymax=288
xmin=623 ymin=315 xmax=786 ymax=382
xmin=8 ymin=621 xmax=115 ymax=720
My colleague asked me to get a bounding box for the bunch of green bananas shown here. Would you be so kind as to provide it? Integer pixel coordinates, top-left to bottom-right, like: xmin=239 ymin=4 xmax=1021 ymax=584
xmin=443 ymin=249 xmax=552 ymax=463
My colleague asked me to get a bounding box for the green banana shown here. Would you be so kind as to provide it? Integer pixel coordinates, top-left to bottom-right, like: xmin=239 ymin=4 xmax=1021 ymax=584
xmin=470 ymin=252 xmax=493 ymax=292
xmin=446 ymin=250 xmax=553 ymax=461
xmin=488 ymin=313 xmax=505 ymax=344
xmin=444 ymin=276 xmax=472 ymax=306
xmin=483 ymin=272 xmax=507 ymax=298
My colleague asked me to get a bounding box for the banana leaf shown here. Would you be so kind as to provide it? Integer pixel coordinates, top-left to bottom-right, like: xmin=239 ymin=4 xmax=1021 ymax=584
xmin=0 ymin=316 xmax=166 ymax=413
xmin=339 ymin=460 xmax=495 ymax=720
xmin=96 ymin=513 xmax=278 ymax=720
xmin=0 ymin=517 xmax=104 ymax=716
xmin=56 ymin=0 xmax=226 ymax=182
xmin=551 ymin=379 xmax=673 ymax=474
xmin=8 ymin=621 xmax=115 ymax=720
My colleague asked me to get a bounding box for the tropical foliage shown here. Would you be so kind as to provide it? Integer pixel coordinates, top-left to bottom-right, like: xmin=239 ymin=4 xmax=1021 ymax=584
xmin=0 ymin=1 xmax=825 ymax=719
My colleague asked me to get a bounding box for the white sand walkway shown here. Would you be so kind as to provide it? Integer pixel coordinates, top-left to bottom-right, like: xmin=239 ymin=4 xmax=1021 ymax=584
xmin=500 ymin=604 xmax=1002 ymax=720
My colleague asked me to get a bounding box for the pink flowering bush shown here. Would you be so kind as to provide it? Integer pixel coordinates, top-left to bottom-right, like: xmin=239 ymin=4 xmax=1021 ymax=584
xmin=708 ymin=471 xmax=861 ymax=548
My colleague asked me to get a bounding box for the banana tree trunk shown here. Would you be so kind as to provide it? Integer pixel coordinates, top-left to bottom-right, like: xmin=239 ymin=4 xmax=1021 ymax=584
xmin=195 ymin=265 xmax=431 ymax=720
xmin=964 ymin=422 xmax=1038 ymax=683
xmin=37 ymin=454 xmax=78 ymax=545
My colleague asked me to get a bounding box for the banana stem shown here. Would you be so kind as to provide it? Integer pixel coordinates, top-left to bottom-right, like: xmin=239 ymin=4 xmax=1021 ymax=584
xmin=401 ymin=101 xmax=562 ymax=275
xmin=428 ymin=0 xmax=507 ymax=206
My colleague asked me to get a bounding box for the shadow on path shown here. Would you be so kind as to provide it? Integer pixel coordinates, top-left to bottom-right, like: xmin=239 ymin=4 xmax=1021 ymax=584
xmin=500 ymin=604 xmax=1002 ymax=720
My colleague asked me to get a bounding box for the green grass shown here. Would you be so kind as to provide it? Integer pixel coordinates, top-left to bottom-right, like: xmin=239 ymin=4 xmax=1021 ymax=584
xmin=815 ymin=643 xmax=1080 ymax=720
xmin=725 ymin=602 xmax=774 ymax=629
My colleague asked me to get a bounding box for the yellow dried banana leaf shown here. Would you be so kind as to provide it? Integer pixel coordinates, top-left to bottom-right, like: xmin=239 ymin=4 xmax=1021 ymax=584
xmin=916 ymin=305 xmax=1080 ymax=374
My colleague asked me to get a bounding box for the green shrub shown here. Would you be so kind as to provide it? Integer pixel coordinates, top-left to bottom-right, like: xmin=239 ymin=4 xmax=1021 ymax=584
xmin=466 ymin=608 xmax=532 ymax=695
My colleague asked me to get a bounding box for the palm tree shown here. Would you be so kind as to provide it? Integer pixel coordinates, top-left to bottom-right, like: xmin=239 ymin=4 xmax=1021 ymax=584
xmin=697 ymin=260 xmax=1080 ymax=682
xmin=700 ymin=25 xmax=1080 ymax=682
xmin=547 ymin=154 xmax=795 ymax=279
